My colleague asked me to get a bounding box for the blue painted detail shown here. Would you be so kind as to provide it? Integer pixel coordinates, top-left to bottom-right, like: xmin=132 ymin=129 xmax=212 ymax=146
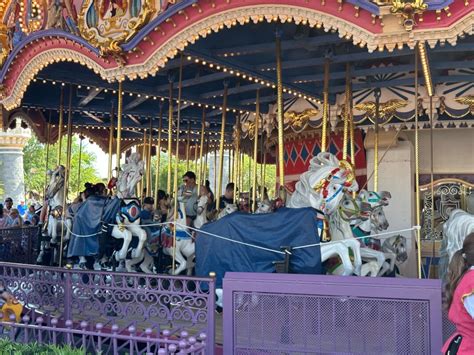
xmin=313 ymin=144 xmax=321 ymax=157
xmin=290 ymin=146 xmax=298 ymax=164
xmin=300 ymin=144 xmax=309 ymax=163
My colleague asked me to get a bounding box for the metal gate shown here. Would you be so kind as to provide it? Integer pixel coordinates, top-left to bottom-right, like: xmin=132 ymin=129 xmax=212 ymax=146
xmin=223 ymin=272 xmax=442 ymax=354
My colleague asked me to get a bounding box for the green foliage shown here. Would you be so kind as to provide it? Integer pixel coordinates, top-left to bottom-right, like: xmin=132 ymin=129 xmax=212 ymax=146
xmin=0 ymin=338 xmax=83 ymax=354
xmin=23 ymin=136 xmax=102 ymax=199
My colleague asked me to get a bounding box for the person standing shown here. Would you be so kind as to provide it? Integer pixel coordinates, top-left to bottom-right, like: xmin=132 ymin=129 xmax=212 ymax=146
xmin=178 ymin=171 xmax=198 ymax=226
xmin=443 ymin=233 xmax=474 ymax=354
xmin=3 ymin=198 xmax=13 ymax=216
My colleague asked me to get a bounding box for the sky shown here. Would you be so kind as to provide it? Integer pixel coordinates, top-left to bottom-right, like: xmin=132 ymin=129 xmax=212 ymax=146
xmin=84 ymin=141 xmax=109 ymax=179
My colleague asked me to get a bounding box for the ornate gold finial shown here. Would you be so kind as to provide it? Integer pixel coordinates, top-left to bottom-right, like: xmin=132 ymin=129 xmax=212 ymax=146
xmin=390 ymin=0 xmax=428 ymax=31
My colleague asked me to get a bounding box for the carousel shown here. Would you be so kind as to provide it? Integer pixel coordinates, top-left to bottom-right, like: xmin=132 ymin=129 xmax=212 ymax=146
xmin=0 ymin=0 xmax=473 ymax=352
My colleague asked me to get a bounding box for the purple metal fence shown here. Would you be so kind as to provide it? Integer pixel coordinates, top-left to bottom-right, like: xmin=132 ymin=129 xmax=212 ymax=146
xmin=0 ymin=226 xmax=39 ymax=264
xmin=223 ymin=273 xmax=442 ymax=355
xmin=0 ymin=262 xmax=215 ymax=354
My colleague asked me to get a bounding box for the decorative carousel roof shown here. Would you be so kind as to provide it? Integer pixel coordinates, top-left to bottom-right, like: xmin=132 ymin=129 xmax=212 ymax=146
xmin=0 ymin=0 xmax=473 ymax=152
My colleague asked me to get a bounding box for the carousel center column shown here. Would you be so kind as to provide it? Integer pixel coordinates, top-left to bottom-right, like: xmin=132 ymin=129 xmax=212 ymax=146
xmin=0 ymin=119 xmax=30 ymax=203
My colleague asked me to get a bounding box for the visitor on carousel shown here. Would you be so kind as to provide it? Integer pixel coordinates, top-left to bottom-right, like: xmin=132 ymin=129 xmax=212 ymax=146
xmin=23 ymin=205 xmax=39 ymax=226
xmin=5 ymin=208 xmax=22 ymax=228
xmin=141 ymin=197 xmax=155 ymax=221
xmin=219 ymin=182 xmax=235 ymax=209
xmin=0 ymin=204 xmax=7 ymax=228
xmin=17 ymin=200 xmax=27 ymax=216
xmin=178 ymin=171 xmax=198 ymax=226
xmin=443 ymin=233 xmax=474 ymax=355
xmin=3 ymin=197 xmax=13 ymax=216
xmin=155 ymin=190 xmax=169 ymax=223
xmin=201 ymin=180 xmax=215 ymax=213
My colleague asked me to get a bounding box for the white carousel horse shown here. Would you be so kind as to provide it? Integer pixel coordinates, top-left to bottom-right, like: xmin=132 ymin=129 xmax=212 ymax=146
xmin=217 ymin=202 xmax=238 ymax=219
xmin=112 ymin=153 xmax=147 ymax=261
xmin=381 ymin=234 xmax=408 ymax=275
xmin=440 ymin=209 xmax=474 ymax=279
xmin=194 ymin=195 xmax=209 ymax=230
xmin=37 ymin=165 xmax=66 ymax=264
xmin=351 ymin=190 xmax=393 ymax=276
xmin=163 ymin=202 xmax=195 ymax=275
xmin=328 ymin=194 xmax=374 ymax=277
xmin=287 ymin=152 xmax=362 ymax=276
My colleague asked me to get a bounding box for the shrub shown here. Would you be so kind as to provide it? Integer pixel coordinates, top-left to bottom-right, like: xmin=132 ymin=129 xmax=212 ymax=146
xmin=0 ymin=338 xmax=84 ymax=354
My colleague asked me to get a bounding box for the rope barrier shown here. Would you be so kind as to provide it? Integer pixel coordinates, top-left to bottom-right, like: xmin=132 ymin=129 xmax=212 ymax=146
xmin=59 ymin=217 xmax=420 ymax=256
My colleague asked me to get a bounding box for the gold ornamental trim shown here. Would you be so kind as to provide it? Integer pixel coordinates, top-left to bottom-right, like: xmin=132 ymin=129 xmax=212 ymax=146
xmin=2 ymin=4 xmax=474 ymax=110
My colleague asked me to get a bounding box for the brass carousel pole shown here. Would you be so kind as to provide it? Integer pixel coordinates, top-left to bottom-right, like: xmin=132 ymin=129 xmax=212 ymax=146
xmin=76 ymin=136 xmax=83 ymax=195
xmin=204 ymin=132 xmax=210 ymax=183
xmin=414 ymin=45 xmax=422 ymax=279
xmin=343 ymin=64 xmax=351 ymax=161
xmin=172 ymin=54 xmax=184 ymax=275
xmin=146 ymin=118 xmax=153 ymax=197
xmin=213 ymin=149 xmax=217 ymax=194
xmin=321 ymin=58 xmax=330 ymax=153
xmin=185 ymin=121 xmax=191 ymax=171
xmin=321 ymin=57 xmax=330 ymax=241
xmin=275 ymin=30 xmax=285 ymax=192
xmin=197 ymin=108 xmax=206 ymax=188
xmin=233 ymin=117 xmax=241 ymax=204
xmin=216 ymin=84 xmax=228 ymax=211
xmin=140 ymin=128 xmax=147 ymax=198
xmin=43 ymin=110 xmax=52 ymax=197
xmin=373 ymin=88 xmax=381 ymax=192
xmin=154 ymin=104 xmax=164 ymax=210
xmin=107 ymin=103 xmax=115 ymax=182
xmin=260 ymin=131 xmax=265 ymax=199
xmin=252 ymin=90 xmax=260 ymax=212
xmin=167 ymin=80 xmax=174 ymax=194
xmin=116 ymin=81 xmax=123 ymax=171
xmin=59 ymin=84 xmax=73 ymax=267
xmin=57 ymin=86 xmax=64 ymax=166
xmin=194 ymin=141 xmax=199 ymax=176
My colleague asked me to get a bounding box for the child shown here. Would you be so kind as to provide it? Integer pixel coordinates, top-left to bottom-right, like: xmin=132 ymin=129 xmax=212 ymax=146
xmin=443 ymin=233 xmax=474 ymax=354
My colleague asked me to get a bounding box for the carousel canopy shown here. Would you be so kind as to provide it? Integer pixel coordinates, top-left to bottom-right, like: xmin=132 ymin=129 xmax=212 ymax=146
xmin=0 ymin=0 xmax=473 ymax=152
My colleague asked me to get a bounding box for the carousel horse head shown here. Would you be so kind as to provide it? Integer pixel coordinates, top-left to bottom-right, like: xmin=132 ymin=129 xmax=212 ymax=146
xmin=338 ymin=193 xmax=371 ymax=223
xmin=116 ymin=152 xmax=145 ymax=199
xmin=255 ymin=200 xmax=273 ymax=214
xmin=288 ymin=152 xmax=358 ymax=215
xmin=196 ymin=195 xmax=209 ymax=216
xmin=218 ymin=202 xmax=238 ymax=219
xmin=357 ymin=190 xmax=391 ymax=231
xmin=382 ymin=235 xmax=408 ymax=264
xmin=45 ymin=165 xmax=66 ymax=201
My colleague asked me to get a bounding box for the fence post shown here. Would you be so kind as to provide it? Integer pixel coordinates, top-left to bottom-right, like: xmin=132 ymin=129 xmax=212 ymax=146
xmin=64 ymin=267 xmax=72 ymax=321
xmin=207 ymin=272 xmax=216 ymax=355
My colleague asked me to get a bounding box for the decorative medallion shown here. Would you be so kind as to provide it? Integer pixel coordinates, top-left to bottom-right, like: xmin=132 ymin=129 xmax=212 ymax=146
xmin=78 ymin=0 xmax=156 ymax=54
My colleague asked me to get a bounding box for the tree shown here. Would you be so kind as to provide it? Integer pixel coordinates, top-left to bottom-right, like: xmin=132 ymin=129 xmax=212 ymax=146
xmin=23 ymin=136 xmax=102 ymax=199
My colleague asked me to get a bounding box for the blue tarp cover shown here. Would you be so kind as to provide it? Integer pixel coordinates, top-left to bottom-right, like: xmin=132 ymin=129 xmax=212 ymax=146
xmin=196 ymin=207 xmax=323 ymax=287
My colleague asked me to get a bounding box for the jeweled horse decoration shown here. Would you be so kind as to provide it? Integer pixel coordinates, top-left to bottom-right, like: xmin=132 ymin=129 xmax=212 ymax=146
xmin=287 ymin=152 xmax=362 ymax=276
xmin=440 ymin=209 xmax=474 ymax=280
xmin=37 ymin=165 xmax=66 ymax=264
xmin=163 ymin=202 xmax=195 ymax=275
